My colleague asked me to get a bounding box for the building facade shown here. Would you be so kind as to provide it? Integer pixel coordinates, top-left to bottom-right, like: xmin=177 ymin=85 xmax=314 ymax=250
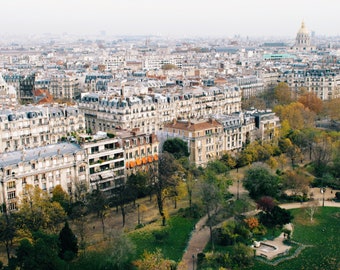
xmin=81 ymin=133 xmax=125 ymax=197
xmin=161 ymin=119 xmax=224 ymax=167
xmin=279 ymin=69 xmax=340 ymax=100
xmin=0 ymin=105 xmax=85 ymax=153
xmin=78 ymin=86 xmax=242 ymax=134
xmin=0 ymin=142 xmax=88 ymax=211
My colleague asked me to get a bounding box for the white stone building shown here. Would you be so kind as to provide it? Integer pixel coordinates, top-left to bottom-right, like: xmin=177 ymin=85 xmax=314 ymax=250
xmin=0 ymin=142 xmax=88 ymax=211
xmin=0 ymin=105 xmax=85 ymax=152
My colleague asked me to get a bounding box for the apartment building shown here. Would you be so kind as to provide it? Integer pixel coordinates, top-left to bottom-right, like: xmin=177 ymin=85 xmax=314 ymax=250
xmin=0 ymin=74 xmax=18 ymax=107
xmin=117 ymin=130 xmax=159 ymax=175
xmin=78 ymin=85 xmax=242 ymax=134
xmin=252 ymin=110 xmax=281 ymax=141
xmin=161 ymin=119 xmax=224 ymax=167
xmin=81 ymin=133 xmax=125 ymax=197
xmin=216 ymin=112 xmax=256 ymax=152
xmin=229 ymin=75 xmax=264 ymax=99
xmin=50 ymin=75 xmax=80 ymax=100
xmin=279 ymin=69 xmax=340 ymax=100
xmin=0 ymin=142 xmax=88 ymax=211
xmin=0 ymin=105 xmax=85 ymax=152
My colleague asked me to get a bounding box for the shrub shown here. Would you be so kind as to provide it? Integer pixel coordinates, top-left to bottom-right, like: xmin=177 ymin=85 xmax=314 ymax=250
xmin=152 ymin=230 xmax=169 ymax=242
xmin=335 ymin=192 xmax=340 ymax=201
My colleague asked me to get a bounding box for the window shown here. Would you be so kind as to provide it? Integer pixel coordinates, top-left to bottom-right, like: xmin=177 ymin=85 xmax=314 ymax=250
xmin=8 ymin=202 xmax=17 ymax=211
xmin=7 ymin=191 xmax=16 ymax=199
xmin=7 ymin=181 xmax=16 ymax=189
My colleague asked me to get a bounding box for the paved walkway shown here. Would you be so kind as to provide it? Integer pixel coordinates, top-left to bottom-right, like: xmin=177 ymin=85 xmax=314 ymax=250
xmin=178 ymin=201 xmax=340 ymax=270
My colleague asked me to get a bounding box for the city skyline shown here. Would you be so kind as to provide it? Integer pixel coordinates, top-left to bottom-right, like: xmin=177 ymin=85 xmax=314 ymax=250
xmin=1 ymin=0 xmax=340 ymax=39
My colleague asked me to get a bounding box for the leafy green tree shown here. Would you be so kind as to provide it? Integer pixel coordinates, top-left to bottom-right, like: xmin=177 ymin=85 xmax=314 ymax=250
xmin=59 ymin=221 xmax=78 ymax=261
xmin=0 ymin=214 xmax=15 ymax=262
xmin=52 ymin=185 xmax=70 ymax=213
xmin=71 ymin=233 xmax=135 ymax=270
xmin=126 ymin=171 xmax=149 ymax=204
xmin=162 ymin=138 xmax=189 ymax=159
xmin=243 ymin=165 xmax=281 ymax=200
xmin=230 ymin=243 xmax=254 ymax=268
xmin=220 ymin=153 xmax=237 ymax=169
xmin=258 ymin=206 xmax=293 ymax=228
xmin=16 ymin=231 xmax=66 ymax=270
xmin=206 ymin=160 xmax=229 ymax=174
xmin=199 ymin=169 xmax=224 ymax=249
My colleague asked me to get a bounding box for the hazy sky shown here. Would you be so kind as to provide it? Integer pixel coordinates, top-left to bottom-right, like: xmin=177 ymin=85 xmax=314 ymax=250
xmin=1 ymin=0 xmax=339 ymax=38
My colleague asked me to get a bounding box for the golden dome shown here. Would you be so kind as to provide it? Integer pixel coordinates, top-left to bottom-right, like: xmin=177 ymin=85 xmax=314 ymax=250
xmin=298 ymin=21 xmax=309 ymax=35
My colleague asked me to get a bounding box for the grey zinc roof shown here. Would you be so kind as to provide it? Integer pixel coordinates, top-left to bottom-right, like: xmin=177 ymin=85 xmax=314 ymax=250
xmin=0 ymin=142 xmax=82 ymax=169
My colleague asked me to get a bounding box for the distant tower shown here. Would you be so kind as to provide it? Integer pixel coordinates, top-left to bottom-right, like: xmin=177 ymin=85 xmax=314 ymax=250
xmin=295 ymin=21 xmax=311 ymax=49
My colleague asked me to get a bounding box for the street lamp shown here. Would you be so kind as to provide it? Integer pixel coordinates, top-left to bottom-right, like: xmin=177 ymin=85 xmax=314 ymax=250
xmin=137 ymin=203 xmax=140 ymax=225
xmin=322 ymin=187 xmax=326 ymax=207
xmin=192 ymin=254 xmax=195 ymax=270
xmin=237 ymin=178 xmax=240 ymax=200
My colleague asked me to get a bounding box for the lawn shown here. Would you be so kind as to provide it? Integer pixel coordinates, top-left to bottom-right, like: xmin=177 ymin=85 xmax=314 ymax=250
xmin=129 ymin=215 xmax=197 ymax=262
xmin=250 ymin=207 xmax=340 ymax=270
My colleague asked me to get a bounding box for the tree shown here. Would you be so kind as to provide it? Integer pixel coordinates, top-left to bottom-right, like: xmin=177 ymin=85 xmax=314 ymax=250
xmin=59 ymin=221 xmax=78 ymax=261
xmin=152 ymin=152 xmax=179 ymax=226
xmin=230 ymin=243 xmax=254 ymax=268
xmin=311 ymin=133 xmax=333 ymax=176
xmin=274 ymin=102 xmax=315 ymax=130
xmin=304 ymin=200 xmax=319 ymax=222
xmin=162 ymin=138 xmax=189 ymax=159
xmin=259 ymin=206 xmax=293 ymax=228
xmin=110 ymin=184 xmax=131 ymax=227
xmin=298 ymin=92 xmax=323 ymax=114
xmin=274 ymin=82 xmax=293 ymax=105
xmin=0 ymin=214 xmax=15 ymax=262
xmin=134 ymin=249 xmax=175 ymax=270
xmin=199 ymin=170 xmax=224 ymax=249
xmin=100 ymin=232 xmax=135 ymax=270
xmin=220 ymin=153 xmax=237 ymax=169
xmin=324 ymin=98 xmax=340 ymax=120
xmin=256 ymin=196 xmax=276 ymax=212
xmin=16 ymin=231 xmax=66 ymax=270
xmin=15 ymin=185 xmax=66 ymax=233
xmin=283 ymin=169 xmax=312 ymax=196
xmin=87 ymin=189 xmax=108 ymax=233
xmin=286 ymin=144 xmax=302 ymax=167
xmin=243 ymin=165 xmax=281 ymax=200
xmin=126 ymin=171 xmax=149 ymax=205
xmin=52 ymin=185 xmax=70 ymax=213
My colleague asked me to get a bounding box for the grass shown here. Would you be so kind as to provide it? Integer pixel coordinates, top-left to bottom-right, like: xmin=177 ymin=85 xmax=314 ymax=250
xmin=129 ymin=215 xmax=198 ymax=263
xmin=250 ymin=207 xmax=340 ymax=270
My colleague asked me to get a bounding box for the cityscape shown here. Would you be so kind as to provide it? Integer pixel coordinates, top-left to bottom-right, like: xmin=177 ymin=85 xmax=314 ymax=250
xmin=0 ymin=1 xmax=340 ymax=270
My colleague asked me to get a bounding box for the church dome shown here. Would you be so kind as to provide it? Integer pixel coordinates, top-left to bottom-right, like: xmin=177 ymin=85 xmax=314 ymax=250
xmin=298 ymin=21 xmax=309 ymax=35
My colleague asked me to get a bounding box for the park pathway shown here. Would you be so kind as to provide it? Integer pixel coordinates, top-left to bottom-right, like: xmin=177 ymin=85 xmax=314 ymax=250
xmin=178 ymin=200 xmax=340 ymax=270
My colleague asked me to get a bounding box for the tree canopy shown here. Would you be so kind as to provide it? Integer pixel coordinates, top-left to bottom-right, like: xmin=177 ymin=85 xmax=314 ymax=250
xmin=162 ymin=138 xmax=189 ymax=159
xmin=243 ymin=165 xmax=281 ymax=200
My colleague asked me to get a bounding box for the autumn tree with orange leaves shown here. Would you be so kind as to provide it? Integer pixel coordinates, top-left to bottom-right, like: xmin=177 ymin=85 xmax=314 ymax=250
xmin=298 ymin=92 xmax=323 ymax=114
